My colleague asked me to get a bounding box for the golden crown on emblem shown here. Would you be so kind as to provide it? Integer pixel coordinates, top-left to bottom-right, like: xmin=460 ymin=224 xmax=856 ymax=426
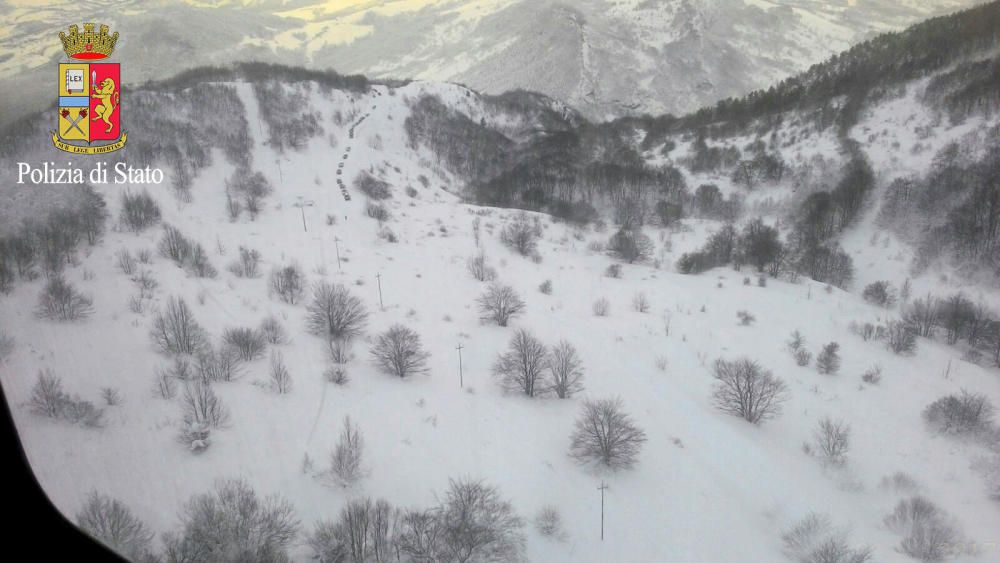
xmin=59 ymin=23 xmax=119 ymax=60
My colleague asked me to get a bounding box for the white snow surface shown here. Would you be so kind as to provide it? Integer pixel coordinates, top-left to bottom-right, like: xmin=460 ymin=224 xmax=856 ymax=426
xmin=1 ymin=80 xmax=999 ymax=562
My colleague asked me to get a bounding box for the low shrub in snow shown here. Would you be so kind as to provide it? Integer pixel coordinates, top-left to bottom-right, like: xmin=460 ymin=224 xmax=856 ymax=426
xmin=781 ymin=513 xmax=872 ymax=563
xmin=884 ymin=496 xmax=964 ymax=562
xmin=923 ymin=390 xmax=995 ymax=436
xmin=36 ymin=276 xmax=93 ymax=321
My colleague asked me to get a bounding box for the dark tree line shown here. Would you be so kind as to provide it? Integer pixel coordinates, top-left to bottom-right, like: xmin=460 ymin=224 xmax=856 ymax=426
xmin=0 ymin=186 xmax=107 ymax=293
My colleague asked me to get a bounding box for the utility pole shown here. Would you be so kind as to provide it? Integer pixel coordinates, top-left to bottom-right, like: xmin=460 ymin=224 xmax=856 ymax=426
xmin=375 ymin=273 xmax=384 ymax=310
xmin=456 ymin=343 xmax=464 ymax=388
xmin=334 ymin=237 xmax=342 ymax=271
xmin=598 ymin=481 xmax=608 ymax=541
xmin=293 ymin=197 xmax=314 ymax=232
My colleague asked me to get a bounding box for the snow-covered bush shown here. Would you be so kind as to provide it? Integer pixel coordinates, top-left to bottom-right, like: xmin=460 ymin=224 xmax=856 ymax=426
xmin=324 ymin=365 xmax=349 ymax=386
xmin=101 ymin=387 xmax=122 ymax=406
xmin=270 ymin=263 xmax=306 ymax=305
xmin=547 ymin=340 xmax=585 ymax=399
xmin=466 ymin=252 xmax=497 ymax=282
xmin=151 ymin=297 xmax=207 ymax=355
xmin=608 ymin=228 xmax=654 ymax=263
xmin=592 ymin=297 xmax=610 ymax=317
xmin=331 ymin=415 xmax=364 ymax=486
xmin=539 ymin=279 xmax=553 ymax=294
xmin=569 ymin=397 xmax=647 ymax=469
xmin=366 ymin=201 xmax=391 ymax=222
xmin=228 ymin=246 xmax=261 ymax=278
xmin=863 ymin=280 xmax=897 ymax=308
xmin=737 ymin=310 xmax=756 ymax=325
xmin=605 ymin=263 xmax=622 ymax=278
xmin=188 ymin=242 xmax=217 ymax=278
xmin=76 ymin=492 xmax=155 ymax=562
xmin=180 ymin=380 xmax=229 ymax=428
xmin=306 ymin=282 xmax=369 ymax=341
xmin=632 ymin=292 xmax=650 ymax=313
xmin=500 ymin=213 xmax=541 ymax=256
xmin=0 ymin=329 xmax=13 ymax=362
xmin=712 ymin=358 xmax=788 ymax=424
xmin=862 ymin=364 xmax=883 ymax=385
xmin=813 ymin=417 xmax=851 ymax=466
xmin=163 ymin=478 xmax=298 ymax=563
xmin=356 ymin=171 xmax=391 ymax=200
xmin=884 ymin=496 xmax=963 ymax=562
xmin=36 ymin=276 xmax=93 ymax=321
xmin=477 ymin=283 xmax=525 ymax=327
xmin=196 ymin=345 xmax=243 ymax=383
xmin=269 ymin=351 xmax=292 ymax=394
xmin=493 ymin=329 xmax=549 ymax=397
xmin=817 ymin=342 xmax=841 ymax=375
xmin=259 ymin=315 xmax=288 ymax=345
xmin=119 ymin=190 xmax=161 ymax=233
xmin=222 ymin=327 xmax=267 ymax=361
xmin=158 ymin=224 xmax=192 ymax=264
xmin=923 ymin=390 xmax=995 ymax=436
xmin=535 ymin=505 xmax=567 ymax=541
xmin=116 ymin=249 xmax=135 ymax=275
xmin=370 ymin=324 xmax=430 ymax=378
xmin=28 ymin=369 xmax=104 ymax=427
xmin=885 ymin=320 xmax=918 ymax=355
xmin=781 ymin=513 xmax=872 ymax=563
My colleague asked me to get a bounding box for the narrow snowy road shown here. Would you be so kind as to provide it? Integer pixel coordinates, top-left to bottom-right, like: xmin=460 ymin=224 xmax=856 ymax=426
xmin=335 ymin=88 xmax=383 ymax=201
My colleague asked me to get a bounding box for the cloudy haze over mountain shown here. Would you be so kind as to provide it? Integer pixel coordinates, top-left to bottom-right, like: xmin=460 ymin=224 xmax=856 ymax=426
xmin=0 ymin=0 xmax=981 ymax=123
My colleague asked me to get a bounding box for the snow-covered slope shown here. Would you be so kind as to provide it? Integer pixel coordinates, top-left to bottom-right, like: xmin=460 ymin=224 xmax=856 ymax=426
xmin=1 ymin=72 xmax=999 ymax=561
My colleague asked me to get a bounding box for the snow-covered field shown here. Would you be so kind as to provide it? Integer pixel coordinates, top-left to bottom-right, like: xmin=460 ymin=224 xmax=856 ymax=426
xmin=1 ymin=79 xmax=999 ymax=561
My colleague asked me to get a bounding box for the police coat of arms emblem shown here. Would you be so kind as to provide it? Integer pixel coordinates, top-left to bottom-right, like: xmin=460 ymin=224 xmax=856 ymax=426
xmin=53 ymin=23 xmax=127 ymax=154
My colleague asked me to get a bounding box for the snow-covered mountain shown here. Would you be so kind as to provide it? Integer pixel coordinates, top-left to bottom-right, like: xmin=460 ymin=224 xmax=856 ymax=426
xmin=1 ymin=3 xmax=1000 ymax=562
xmin=0 ymin=0 xmax=983 ymax=125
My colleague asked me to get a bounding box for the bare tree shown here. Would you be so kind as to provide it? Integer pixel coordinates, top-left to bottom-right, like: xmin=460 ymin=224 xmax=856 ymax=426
xmin=711 ymin=358 xmax=789 ymax=424
xmin=370 ymin=324 xmax=430 ymax=378
xmin=813 ymin=418 xmax=851 ymax=466
xmin=36 ymin=276 xmax=93 ymax=321
xmin=77 ymin=492 xmax=155 ymax=562
xmin=569 ymin=397 xmax=647 ymax=469
xmin=438 ymin=478 xmax=525 ymax=563
xmin=309 ymin=498 xmax=396 ymax=563
xmin=307 ymin=282 xmax=369 ymax=341
xmin=162 ymin=478 xmax=299 ymax=563
xmin=547 ymin=340 xmax=585 ymax=398
xmin=158 ymin=224 xmax=192 ymax=264
xmin=270 ymin=263 xmax=306 ymax=305
xmin=119 ymin=190 xmax=161 ymax=233
xmin=395 ymin=508 xmax=445 ymax=562
xmin=229 ymin=246 xmax=262 ymax=278
xmin=150 ymin=297 xmax=207 ymax=355
xmin=493 ymin=329 xmax=549 ymax=397
xmin=331 ymin=415 xmax=364 ymax=486
xmin=477 ymin=283 xmax=525 ymax=327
